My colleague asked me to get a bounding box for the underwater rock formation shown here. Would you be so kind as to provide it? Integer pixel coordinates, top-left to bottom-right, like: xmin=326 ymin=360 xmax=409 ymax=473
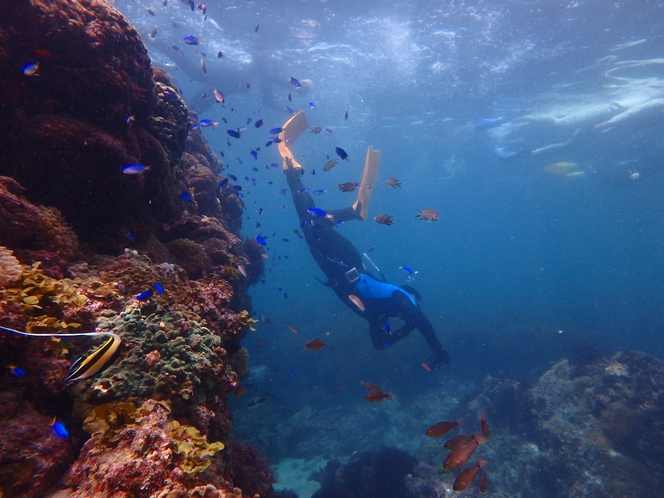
xmin=311 ymin=446 xmax=419 ymax=498
xmin=0 ymin=1 xmax=274 ymax=497
xmin=468 ymin=350 xmax=664 ymax=497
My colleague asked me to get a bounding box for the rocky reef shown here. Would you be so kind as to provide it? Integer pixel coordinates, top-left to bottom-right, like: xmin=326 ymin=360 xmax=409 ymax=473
xmin=466 ymin=349 xmax=664 ymax=497
xmin=0 ymin=1 xmax=272 ymax=497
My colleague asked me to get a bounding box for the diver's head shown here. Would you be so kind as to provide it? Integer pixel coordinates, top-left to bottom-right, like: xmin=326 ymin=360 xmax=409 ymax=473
xmin=401 ymin=284 xmax=421 ymax=304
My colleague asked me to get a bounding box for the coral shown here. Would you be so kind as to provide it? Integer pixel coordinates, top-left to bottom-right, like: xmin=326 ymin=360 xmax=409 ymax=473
xmin=37 ymin=206 xmax=79 ymax=261
xmin=170 ymin=419 xmax=225 ymax=475
xmin=0 ymin=246 xmax=22 ymax=287
xmin=168 ymin=238 xmax=209 ymax=279
xmin=0 ymin=262 xmax=88 ymax=331
xmin=0 ymin=391 xmax=73 ymax=498
xmin=223 ymin=440 xmax=276 ymax=497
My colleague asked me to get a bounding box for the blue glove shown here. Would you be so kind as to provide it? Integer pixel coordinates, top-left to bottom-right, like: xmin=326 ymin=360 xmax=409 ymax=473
xmin=426 ymin=350 xmax=450 ymax=370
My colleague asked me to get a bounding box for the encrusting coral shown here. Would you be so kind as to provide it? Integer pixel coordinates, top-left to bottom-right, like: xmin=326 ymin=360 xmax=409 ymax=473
xmin=0 ymin=246 xmax=22 ymax=287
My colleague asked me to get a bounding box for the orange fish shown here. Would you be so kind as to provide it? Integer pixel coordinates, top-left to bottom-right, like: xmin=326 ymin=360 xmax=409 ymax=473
xmin=256 ymin=342 xmax=269 ymax=349
xmin=444 ymin=434 xmax=475 ymax=450
xmin=421 ymin=362 xmax=432 ymax=371
xmin=453 ymin=458 xmax=487 ymax=492
xmin=481 ymin=412 xmax=490 ymax=437
xmin=480 ymin=468 xmax=488 ymax=493
xmin=348 ymin=295 xmax=365 ymax=312
xmin=365 ymin=390 xmax=394 ymax=402
xmin=443 ymin=433 xmax=487 ymax=469
xmin=330 ymin=386 xmax=346 ymax=394
xmin=360 ymin=380 xmax=382 ymax=391
xmin=303 ymin=338 xmax=325 ymax=351
xmin=285 ymin=324 xmax=299 ymax=335
xmin=233 ymin=384 xmax=247 ymax=398
xmin=425 ymin=418 xmax=463 ymax=437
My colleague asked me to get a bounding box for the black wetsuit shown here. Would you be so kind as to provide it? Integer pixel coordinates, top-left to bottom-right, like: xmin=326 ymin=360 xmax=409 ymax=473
xmin=286 ymin=170 xmax=449 ymax=367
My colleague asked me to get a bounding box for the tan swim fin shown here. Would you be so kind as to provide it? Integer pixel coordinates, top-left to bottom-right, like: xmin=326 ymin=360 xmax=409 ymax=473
xmin=352 ymin=147 xmax=381 ymax=220
xmin=278 ymin=110 xmax=309 ymax=171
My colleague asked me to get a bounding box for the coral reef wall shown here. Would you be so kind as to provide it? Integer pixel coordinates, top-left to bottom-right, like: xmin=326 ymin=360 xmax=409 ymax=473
xmin=0 ymin=1 xmax=271 ymax=497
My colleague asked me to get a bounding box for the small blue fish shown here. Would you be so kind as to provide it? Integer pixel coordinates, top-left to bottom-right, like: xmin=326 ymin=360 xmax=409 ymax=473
xmin=254 ymin=119 xmax=264 ymax=128
xmin=122 ymin=163 xmax=150 ymax=175
xmin=311 ymin=169 xmax=316 ymax=175
xmin=255 ymin=235 xmax=267 ymax=245
xmin=313 ymin=189 xmax=327 ymax=195
xmin=22 ymin=62 xmax=40 ymax=76
xmin=253 ymin=167 xmax=259 ymax=172
xmin=227 ymin=129 xmax=241 ymax=139
xmin=126 ymin=232 xmax=136 ymax=242
xmin=385 ymin=323 xmax=392 ymax=333
xmin=233 ymin=185 xmax=243 ymax=191
xmin=264 ymin=141 xmax=272 ymax=147
xmin=269 ymin=137 xmax=282 ymax=144
xmin=221 ymin=117 xmax=227 ymax=124
xmin=8 ymin=365 xmax=25 ymax=377
xmin=228 ymin=174 xmax=238 ymax=181
xmin=369 ymin=244 xmax=376 ymax=252
xmin=51 ymin=419 xmax=68 ymax=439
xmin=153 ymin=283 xmax=164 ymax=295
xmin=260 ymin=279 xmax=266 ymax=283
xmin=270 ymin=162 xmax=280 ymax=168
xmin=270 ymin=127 xmax=283 ymax=134
xmin=335 ymin=147 xmax=349 ymax=161
xmin=307 ymin=207 xmax=329 ymax=217
xmin=282 ymin=238 xmax=289 ymax=242
xmin=199 ymin=119 xmax=218 ymax=127
xmin=257 ymin=208 xmax=263 ymax=215
xmin=235 ymin=157 xmax=243 ymax=164
xmin=280 ymin=189 xmax=287 ymax=195
xmin=289 ymin=77 xmax=301 ymax=87
xmin=298 ymin=188 xmax=310 ymax=194
xmin=219 ymin=178 xmax=229 ymax=187
xmin=284 ymin=106 xmax=294 ymax=114
xmin=281 ymin=205 xmax=286 ymax=210
xmin=135 ymin=289 xmax=154 ymax=301
xmin=323 ymin=127 xmax=333 ymax=135
xmin=399 ymin=266 xmax=413 ymax=274
xmin=250 ymin=150 xmax=258 ymax=160
xmin=183 ymin=35 xmax=200 ymax=45
xmin=300 ymin=220 xmax=307 ymax=228
xmin=181 ymin=192 xmax=193 ymax=202
xmin=309 ymin=102 xmax=316 ymax=109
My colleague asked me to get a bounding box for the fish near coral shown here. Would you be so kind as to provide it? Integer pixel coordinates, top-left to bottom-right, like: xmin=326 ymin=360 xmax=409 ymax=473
xmin=303 ymin=339 xmax=325 ymax=351
xmin=481 ymin=411 xmax=490 ymax=437
xmin=425 ymin=418 xmax=463 ymax=437
xmin=416 ymin=208 xmax=440 ymax=221
xmin=480 ymin=468 xmax=488 ymax=493
xmin=443 ymin=433 xmax=487 ymax=469
xmin=453 ymin=458 xmax=487 ymax=491
xmin=365 ymin=389 xmax=394 ymax=402
xmin=374 ymin=214 xmax=394 ymax=225
xmin=444 ymin=434 xmax=475 ymax=450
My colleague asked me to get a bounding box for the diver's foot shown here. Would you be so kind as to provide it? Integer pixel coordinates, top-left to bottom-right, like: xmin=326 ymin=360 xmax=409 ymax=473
xmin=352 ymin=200 xmax=363 ymax=219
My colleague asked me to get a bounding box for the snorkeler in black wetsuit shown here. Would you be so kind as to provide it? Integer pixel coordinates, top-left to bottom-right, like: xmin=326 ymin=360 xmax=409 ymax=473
xmin=280 ymin=112 xmax=450 ymax=370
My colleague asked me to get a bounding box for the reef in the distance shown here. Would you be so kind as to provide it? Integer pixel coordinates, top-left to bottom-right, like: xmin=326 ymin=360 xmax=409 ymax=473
xmin=0 ymin=1 xmax=270 ymax=497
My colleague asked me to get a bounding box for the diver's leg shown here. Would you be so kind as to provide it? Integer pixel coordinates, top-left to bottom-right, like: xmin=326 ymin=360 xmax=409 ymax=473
xmin=285 ymin=169 xmax=316 ymax=223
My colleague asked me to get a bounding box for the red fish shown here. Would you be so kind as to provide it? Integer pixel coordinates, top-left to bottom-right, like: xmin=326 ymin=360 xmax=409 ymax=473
xmin=421 ymin=362 xmax=432 ymax=371
xmin=425 ymin=418 xmax=463 ymax=437
xmin=330 ymin=386 xmax=345 ymax=394
xmin=453 ymin=459 xmax=487 ymax=492
xmin=365 ymin=390 xmax=394 ymax=402
xmin=360 ymin=380 xmax=382 ymax=391
xmin=481 ymin=412 xmax=490 ymax=437
xmin=443 ymin=433 xmax=487 ymax=469
xmin=348 ymin=295 xmax=365 ymax=312
xmin=480 ymin=468 xmax=488 ymax=493
xmin=304 ymin=339 xmax=325 ymax=351
xmin=444 ymin=434 xmax=475 ymax=450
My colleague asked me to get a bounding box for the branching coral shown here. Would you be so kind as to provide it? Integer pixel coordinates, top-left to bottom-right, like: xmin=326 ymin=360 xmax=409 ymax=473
xmin=0 ymin=246 xmax=22 ymax=287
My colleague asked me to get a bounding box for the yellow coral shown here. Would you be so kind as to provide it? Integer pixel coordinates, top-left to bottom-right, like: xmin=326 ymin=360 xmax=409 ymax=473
xmin=239 ymin=310 xmax=258 ymax=332
xmin=170 ymin=420 xmax=225 ymax=474
xmin=0 ymin=262 xmax=86 ymax=330
xmin=0 ymin=246 xmax=23 ymax=287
